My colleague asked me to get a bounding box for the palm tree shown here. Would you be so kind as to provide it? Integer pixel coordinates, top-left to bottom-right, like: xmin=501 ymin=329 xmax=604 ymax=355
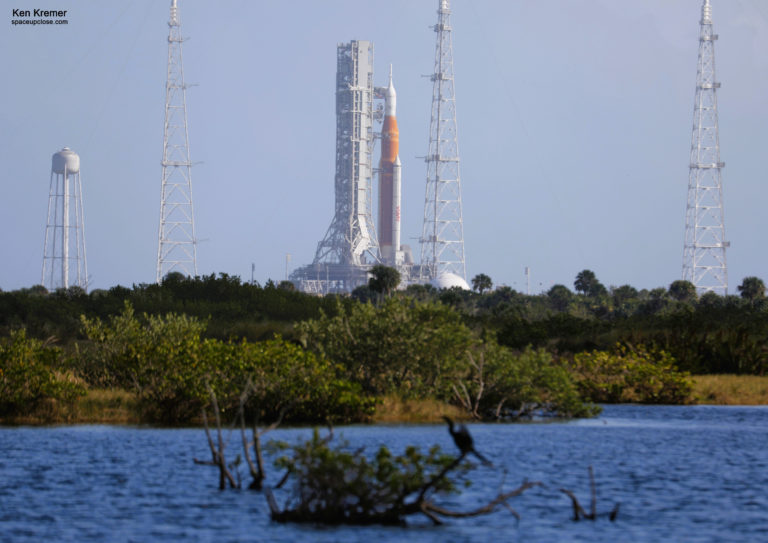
xmin=471 ymin=273 xmax=493 ymax=294
xmin=668 ymin=280 xmax=697 ymax=303
xmin=737 ymin=276 xmax=766 ymax=304
xmin=368 ymin=265 xmax=400 ymax=297
xmin=574 ymin=269 xmax=606 ymax=297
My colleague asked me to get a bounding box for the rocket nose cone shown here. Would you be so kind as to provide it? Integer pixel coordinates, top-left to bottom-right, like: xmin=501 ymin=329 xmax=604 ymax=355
xmin=387 ymin=71 xmax=396 ymax=98
xmin=385 ymin=64 xmax=397 ymax=115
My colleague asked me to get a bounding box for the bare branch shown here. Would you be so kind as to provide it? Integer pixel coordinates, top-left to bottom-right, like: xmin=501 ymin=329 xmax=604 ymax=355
xmin=239 ymin=395 xmax=261 ymax=487
xmin=199 ymin=408 xmax=218 ymax=463
xmin=264 ymin=488 xmax=280 ymax=515
xmin=261 ymin=407 xmax=287 ymax=435
xmin=274 ymin=470 xmax=290 ymax=489
xmin=451 ymin=383 xmax=470 ymax=412
xmin=560 ymin=466 xmax=618 ymax=522
xmin=473 ymin=353 xmax=485 ymax=419
xmin=321 ymin=421 xmax=334 ymax=444
xmin=419 ymin=501 xmax=443 ymax=525
xmin=494 ymin=398 xmax=505 ymax=420
xmin=205 ymin=383 xmax=225 ymax=455
xmin=414 ymin=453 xmax=466 ymax=504
xmin=424 ymin=481 xmax=541 ymax=519
xmin=500 ymin=501 xmax=521 ymax=521
xmin=589 ymin=465 xmax=597 ymax=519
xmin=196 ymin=383 xmax=238 ymax=490
xmin=609 ymin=502 xmax=620 ymax=522
xmin=559 ymin=488 xmax=588 ymax=520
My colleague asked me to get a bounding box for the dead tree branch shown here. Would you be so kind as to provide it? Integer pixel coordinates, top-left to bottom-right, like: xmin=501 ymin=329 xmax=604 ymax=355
xmin=193 ymin=383 xmax=238 ymax=490
xmin=237 ymin=381 xmax=286 ymax=490
xmin=422 ymin=480 xmax=541 ymax=522
xmin=589 ymin=464 xmax=597 ymax=519
xmin=559 ymin=465 xmax=619 ymax=522
xmin=451 ymin=353 xmax=488 ymax=420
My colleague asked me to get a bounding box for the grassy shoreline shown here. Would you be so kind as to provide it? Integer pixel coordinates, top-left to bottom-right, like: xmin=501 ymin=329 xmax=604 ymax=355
xmin=3 ymin=375 xmax=766 ymax=426
xmin=690 ymin=374 xmax=768 ymax=405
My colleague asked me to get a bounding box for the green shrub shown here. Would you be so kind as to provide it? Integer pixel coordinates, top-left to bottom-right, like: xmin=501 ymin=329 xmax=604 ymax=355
xmin=79 ymin=303 xmax=209 ymax=421
xmin=78 ymin=303 xmax=374 ymax=423
xmin=235 ymin=338 xmax=376 ymax=424
xmin=298 ymin=297 xmax=476 ymax=398
xmin=454 ymin=344 xmax=599 ymax=419
xmin=0 ymin=329 xmax=85 ymax=416
xmin=568 ymin=344 xmax=692 ymax=404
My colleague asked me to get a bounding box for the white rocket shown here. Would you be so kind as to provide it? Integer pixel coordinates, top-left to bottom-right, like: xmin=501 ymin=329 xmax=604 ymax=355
xmin=378 ymin=66 xmax=403 ymax=265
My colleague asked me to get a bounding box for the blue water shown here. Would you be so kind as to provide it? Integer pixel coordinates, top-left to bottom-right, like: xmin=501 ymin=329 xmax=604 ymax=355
xmin=1 ymin=405 xmax=767 ymax=542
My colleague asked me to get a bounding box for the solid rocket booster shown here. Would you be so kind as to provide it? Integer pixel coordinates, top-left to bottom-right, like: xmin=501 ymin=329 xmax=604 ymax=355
xmin=378 ymin=66 xmax=401 ymax=264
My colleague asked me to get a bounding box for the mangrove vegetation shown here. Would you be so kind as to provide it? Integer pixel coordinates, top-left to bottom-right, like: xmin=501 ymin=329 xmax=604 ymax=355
xmin=1 ymin=269 xmax=767 ymax=423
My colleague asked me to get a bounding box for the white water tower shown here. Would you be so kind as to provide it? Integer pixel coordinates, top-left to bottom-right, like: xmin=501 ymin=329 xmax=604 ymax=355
xmin=42 ymin=147 xmax=88 ymax=291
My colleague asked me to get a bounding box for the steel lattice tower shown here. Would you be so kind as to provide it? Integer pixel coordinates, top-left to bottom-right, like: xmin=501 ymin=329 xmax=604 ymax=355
xmin=290 ymin=41 xmax=379 ymax=293
xmin=156 ymin=0 xmax=197 ymax=282
xmin=683 ymin=0 xmax=728 ymax=295
xmin=314 ymin=41 xmax=379 ymax=269
xmin=419 ymin=0 xmax=466 ymax=282
xmin=42 ymin=148 xmax=88 ymax=291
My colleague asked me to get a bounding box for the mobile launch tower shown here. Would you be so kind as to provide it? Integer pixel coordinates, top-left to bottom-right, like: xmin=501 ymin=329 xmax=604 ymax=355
xmin=156 ymin=0 xmax=198 ymax=282
xmin=291 ymin=41 xmax=380 ymax=293
xmin=419 ymin=0 xmax=467 ymax=286
xmin=683 ymin=0 xmax=729 ymax=294
xmin=42 ymin=147 xmax=88 ymax=291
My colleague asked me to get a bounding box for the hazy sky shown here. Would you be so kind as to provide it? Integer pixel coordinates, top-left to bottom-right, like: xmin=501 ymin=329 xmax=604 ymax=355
xmin=2 ymin=0 xmax=768 ymax=293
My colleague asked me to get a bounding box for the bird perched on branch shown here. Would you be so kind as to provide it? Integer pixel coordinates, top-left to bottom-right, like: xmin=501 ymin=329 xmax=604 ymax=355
xmin=442 ymin=416 xmax=492 ymax=467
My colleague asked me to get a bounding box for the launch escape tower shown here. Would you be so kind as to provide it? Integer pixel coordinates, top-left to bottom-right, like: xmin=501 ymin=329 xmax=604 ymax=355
xmin=42 ymin=147 xmax=88 ymax=291
xmin=156 ymin=0 xmax=198 ymax=282
xmin=419 ymin=0 xmax=467 ymax=284
xmin=683 ymin=0 xmax=729 ymax=295
xmin=292 ymin=41 xmax=380 ymax=293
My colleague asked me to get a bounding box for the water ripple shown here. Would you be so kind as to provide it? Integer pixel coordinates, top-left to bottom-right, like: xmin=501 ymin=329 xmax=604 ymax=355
xmin=1 ymin=406 xmax=767 ymax=542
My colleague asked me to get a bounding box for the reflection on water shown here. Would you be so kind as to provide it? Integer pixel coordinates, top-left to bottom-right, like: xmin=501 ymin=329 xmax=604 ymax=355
xmin=1 ymin=405 xmax=767 ymax=542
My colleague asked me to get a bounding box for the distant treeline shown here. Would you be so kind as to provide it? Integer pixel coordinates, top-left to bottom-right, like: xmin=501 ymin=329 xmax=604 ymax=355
xmin=0 ymin=270 xmax=766 ymax=423
xmin=0 ymin=273 xmax=347 ymax=344
xmin=2 ymin=270 xmax=767 ymax=376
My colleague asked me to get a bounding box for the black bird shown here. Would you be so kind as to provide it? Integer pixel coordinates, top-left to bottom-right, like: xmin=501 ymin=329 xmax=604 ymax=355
xmin=442 ymin=415 xmax=492 ymax=466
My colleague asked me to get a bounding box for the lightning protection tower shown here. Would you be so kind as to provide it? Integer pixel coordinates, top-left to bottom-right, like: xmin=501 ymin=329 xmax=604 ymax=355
xmin=683 ymin=0 xmax=729 ymax=295
xmin=156 ymin=0 xmax=197 ymax=282
xmin=42 ymin=147 xmax=88 ymax=291
xmin=419 ymin=0 xmax=467 ymax=284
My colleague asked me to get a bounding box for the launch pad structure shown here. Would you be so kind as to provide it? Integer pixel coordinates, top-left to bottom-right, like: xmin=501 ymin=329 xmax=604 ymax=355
xmin=291 ymin=41 xmax=414 ymax=294
xmin=292 ymin=1 xmax=467 ymax=295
